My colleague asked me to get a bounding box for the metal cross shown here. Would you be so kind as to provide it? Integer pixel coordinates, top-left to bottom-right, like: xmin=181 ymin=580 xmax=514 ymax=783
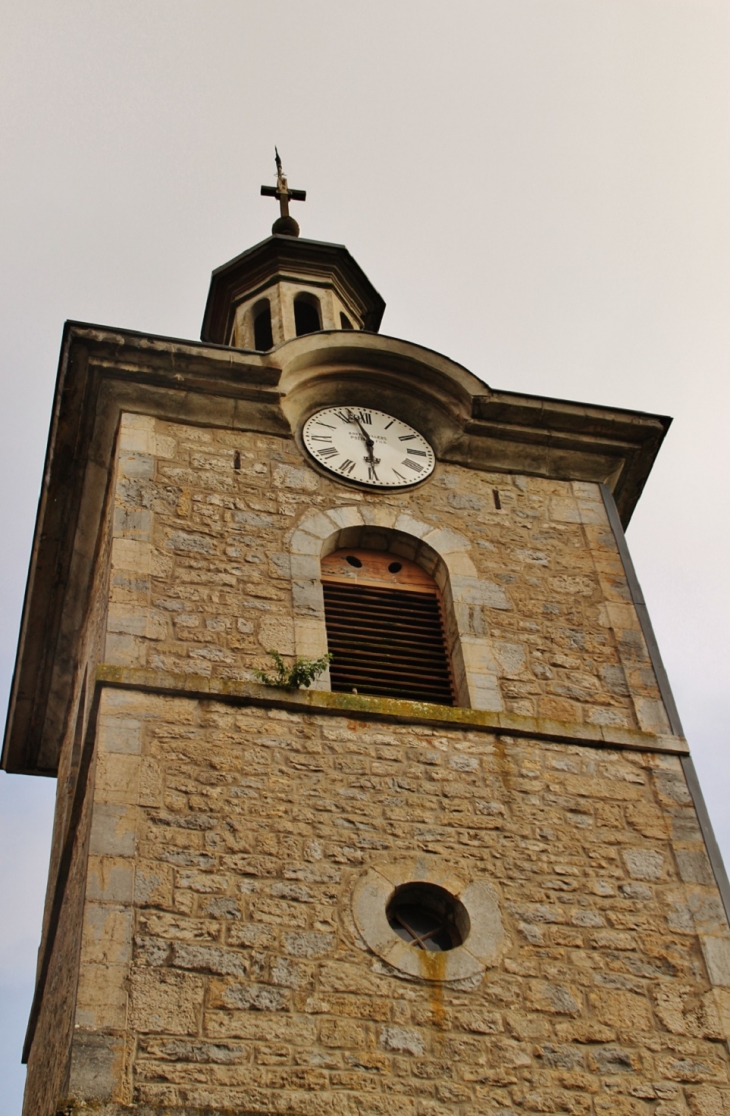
xmin=261 ymin=148 xmax=306 ymax=235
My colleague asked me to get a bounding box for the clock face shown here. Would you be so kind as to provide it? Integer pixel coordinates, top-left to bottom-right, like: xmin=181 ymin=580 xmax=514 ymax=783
xmin=302 ymin=406 xmax=436 ymax=487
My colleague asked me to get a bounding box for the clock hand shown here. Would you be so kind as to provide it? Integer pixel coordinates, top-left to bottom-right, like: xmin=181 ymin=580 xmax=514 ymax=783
xmin=348 ymin=412 xmax=375 ymax=451
xmin=346 ymin=412 xmax=381 ymax=471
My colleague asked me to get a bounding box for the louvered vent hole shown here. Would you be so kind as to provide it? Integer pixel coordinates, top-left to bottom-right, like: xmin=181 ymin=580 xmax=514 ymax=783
xmin=322 ymin=579 xmax=456 ymax=706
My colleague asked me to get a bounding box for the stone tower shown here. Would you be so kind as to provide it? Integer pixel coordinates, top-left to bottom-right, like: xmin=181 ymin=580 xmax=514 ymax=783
xmin=4 ymin=165 xmax=730 ymax=1116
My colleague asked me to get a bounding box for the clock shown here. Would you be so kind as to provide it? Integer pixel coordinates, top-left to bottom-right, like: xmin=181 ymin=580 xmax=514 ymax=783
xmin=302 ymin=406 xmax=436 ymax=487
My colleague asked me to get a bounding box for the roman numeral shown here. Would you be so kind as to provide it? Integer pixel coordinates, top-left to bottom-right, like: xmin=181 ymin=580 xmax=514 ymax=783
xmin=310 ymin=435 xmax=332 ymax=442
xmin=406 ymin=448 xmax=428 ymax=457
xmin=402 ymin=458 xmax=424 ymax=472
xmin=316 ymin=421 xmax=335 ymax=429
xmin=356 ymin=410 xmax=372 ymax=424
xmin=399 ymin=434 xmax=417 ymax=441
xmin=338 ymin=459 xmax=356 ymax=474
xmin=384 ymin=420 xmax=395 ymax=430
xmin=392 ymin=469 xmax=406 ymax=481
xmin=318 ymin=447 xmax=338 ymax=458
xmin=334 ymin=409 xmax=352 ymax=422
xmin=367 ymin=465 xmax=378 ymax=480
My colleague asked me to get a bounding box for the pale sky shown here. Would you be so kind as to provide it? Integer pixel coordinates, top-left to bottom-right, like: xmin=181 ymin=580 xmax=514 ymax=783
xmin=1 ymin=1 xmax=729 ymax=1109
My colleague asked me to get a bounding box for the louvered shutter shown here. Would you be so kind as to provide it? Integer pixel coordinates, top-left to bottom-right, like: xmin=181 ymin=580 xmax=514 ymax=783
xmin=321 ymin=549 xmax=456 ymax=706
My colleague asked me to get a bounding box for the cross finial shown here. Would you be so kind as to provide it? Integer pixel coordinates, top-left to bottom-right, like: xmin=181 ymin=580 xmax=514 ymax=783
xmin=260 ymin=148 xmax=307 ymax=237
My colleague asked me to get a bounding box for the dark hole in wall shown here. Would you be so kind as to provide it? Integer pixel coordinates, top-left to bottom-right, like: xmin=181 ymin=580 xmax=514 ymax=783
xmin=254 ymin=302 xmax=274 ymax=351
xmin=294 ymin=295 xmax=321 ymax=337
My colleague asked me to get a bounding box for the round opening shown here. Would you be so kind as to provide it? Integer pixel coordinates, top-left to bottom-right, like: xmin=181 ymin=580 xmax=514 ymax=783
xmin=386 ymin=882 xmax=469 ymax=953
xmin=345 ymin=555 xmax=363 ymax=568
xmin=388 ymin=561 xmax=403 ymax=574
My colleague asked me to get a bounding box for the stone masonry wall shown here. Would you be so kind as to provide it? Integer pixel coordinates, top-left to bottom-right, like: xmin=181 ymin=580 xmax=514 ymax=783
xmin=69 ymin=687 xmax=730 ymax=1116
xmin=107 ymin=413 xmax=669 ymax=736
xmin=23 ymin=474 xmax=115 ymax=1116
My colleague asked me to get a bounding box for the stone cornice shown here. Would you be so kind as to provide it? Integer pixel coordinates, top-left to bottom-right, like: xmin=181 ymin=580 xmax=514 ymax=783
xmin=95 ymin=665 xmax=689 ymax=756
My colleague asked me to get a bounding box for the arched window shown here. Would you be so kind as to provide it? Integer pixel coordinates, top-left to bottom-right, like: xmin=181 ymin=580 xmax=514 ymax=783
xmin=294 ymin=292 xmax=321 ymax=337
xmin=321 ymin=548 xmax=456 ymax=706
xmin=253 ymin=299 xmax=273 ymax=351
xmin=340 ymin=312 xmax=354 ymax=330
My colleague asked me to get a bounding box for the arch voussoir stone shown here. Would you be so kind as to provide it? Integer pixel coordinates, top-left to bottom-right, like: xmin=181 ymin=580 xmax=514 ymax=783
xmin=288 ymin=505 xmax=506 ymax=710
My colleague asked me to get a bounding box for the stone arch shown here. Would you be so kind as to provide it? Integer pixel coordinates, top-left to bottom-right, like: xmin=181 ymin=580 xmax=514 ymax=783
xmin=293 ymin=291 xmax=322 ymax=337
xmin=288 ymin=506 xmax=505 ymax=711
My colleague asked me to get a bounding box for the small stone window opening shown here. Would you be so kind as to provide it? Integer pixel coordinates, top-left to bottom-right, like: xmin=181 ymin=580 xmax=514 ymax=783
xmin=294 ymin=292 xmax=322 ymax=337
xmin=340 ymin=311 xmax=354 ymax=329
xmin=321 ymin=548 xmax=456 ymax=706
xmin=253 ymin=299 xmax=274 ymax=351
xmin=386 ymin=883 xmax=468 ymax=952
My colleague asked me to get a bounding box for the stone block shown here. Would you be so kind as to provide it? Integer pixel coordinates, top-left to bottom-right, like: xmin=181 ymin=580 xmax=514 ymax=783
xmin=549 ymin=497 xmax=582 ymax=523
xmin=450 ymin=575 xmax=512 ymax=610
xmin=572 ymin=480 xmax=602 ymax=501
xmin=130 ymin=968 xmax=204 ymax=1034
xmin=676 ymin=850 xmax=716 ymax=887
xmin=82 ymin=903 xmax=133 ymax=968
xmin=360 ymin=506 xmax=398 ymax=529
xmin=290 ymin=530 xmax=323 ymax=556
xmin=111 ymin=537 xmax=152 ymax=574
xmin=89 ymin=803 xmax=137 ymax=858
xmin=283 ymin=932 xmax=335 ymax=958
xmin=577 ymin=499 xmax=607 ymax=525
xmin=118 ymin=451 xmax=155 ymax=479
xmin=74 ymin=962 xmax=129 ymax=1030
xmin=291 ymin=579 xmax=325 ymax=617
xmin=107 ymin=603 xmax=167 ymax=640
xmin=258 ymin=616 xmax=296 ymax=656
xmin=104 ymin=632 xmax=147 ymax=668
xmin=290 ymin=554 xmax=320 ymax=579
xmin=494 ymin=640 xmax=527 ymax=677
xmin=154 ymin=433 xmax=177 ymax=458
xmin=526 ymin=981 xmax=581 ymax=1016
xmin=623 ymin=848 xmax=664 ymax=880
xmin=393 ymin=513 xmax=431 ymax=539
xmin=113 ymin=506 xmax=153 ymax=540
xmin=172 ymin=943 xmax=250 ymax=977
xmin=422 ymin=526 xmax=470 ymax=556
xmin=379 ymin=1026 xmax=425 ymax=1056
xmin=98 ymin=715 xmax=143 ymax=755
xmin=297 ymin=510 xmax=339 ymax=540
xmin=325 ymin=506 xmax=366 ymax=531
xmin=273 ymin=463 xmax=319 ymax=492
xmin=702 ymin=937 xmax=730 ymax=988
xmin=85 ymin=856 xmax=135 ymax=904
xmin=466 ymin=673 xmax=504 ymax=712
xmin=588 ymin=989 xmax=653 ymax=1032
xmin=634 ymin=696 xmax=672 ymax=734
xmin=95 ymin=752 xmax=140 ymax=806
xmin=67 ymin=1030 xmax=126 ymax=1101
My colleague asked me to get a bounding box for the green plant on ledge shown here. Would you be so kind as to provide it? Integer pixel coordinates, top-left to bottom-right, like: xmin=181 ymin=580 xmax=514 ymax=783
xmin=253 ymin=650 xmax=332 ymax=690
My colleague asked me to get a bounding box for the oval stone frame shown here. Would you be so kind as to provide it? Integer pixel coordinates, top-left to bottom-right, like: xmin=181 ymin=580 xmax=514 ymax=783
xmin=352 ymin=857 xmax=505 ymax=982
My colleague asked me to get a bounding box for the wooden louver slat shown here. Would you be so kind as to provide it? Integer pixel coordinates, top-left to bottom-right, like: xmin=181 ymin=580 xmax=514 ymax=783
xmin=322 ymin=580 xmax=456 ymax=706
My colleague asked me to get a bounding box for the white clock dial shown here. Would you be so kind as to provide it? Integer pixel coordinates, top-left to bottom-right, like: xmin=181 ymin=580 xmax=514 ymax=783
xmin=302 ymin=406 xmax=436 ymax=487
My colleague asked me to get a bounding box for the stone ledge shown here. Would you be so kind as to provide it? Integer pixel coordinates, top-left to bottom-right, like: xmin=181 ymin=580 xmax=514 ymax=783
xmin=95 ymin=664 xmax=689 ymax=755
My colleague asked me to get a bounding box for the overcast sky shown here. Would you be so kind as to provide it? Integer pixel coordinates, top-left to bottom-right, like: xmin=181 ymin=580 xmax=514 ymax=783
xmin=2 ymin=1 xmax=729 ymax=1109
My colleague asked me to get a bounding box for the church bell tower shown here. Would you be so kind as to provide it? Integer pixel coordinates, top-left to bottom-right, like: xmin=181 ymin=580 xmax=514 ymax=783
xmin=5 ymin=156 xmax=730 ymax=1116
